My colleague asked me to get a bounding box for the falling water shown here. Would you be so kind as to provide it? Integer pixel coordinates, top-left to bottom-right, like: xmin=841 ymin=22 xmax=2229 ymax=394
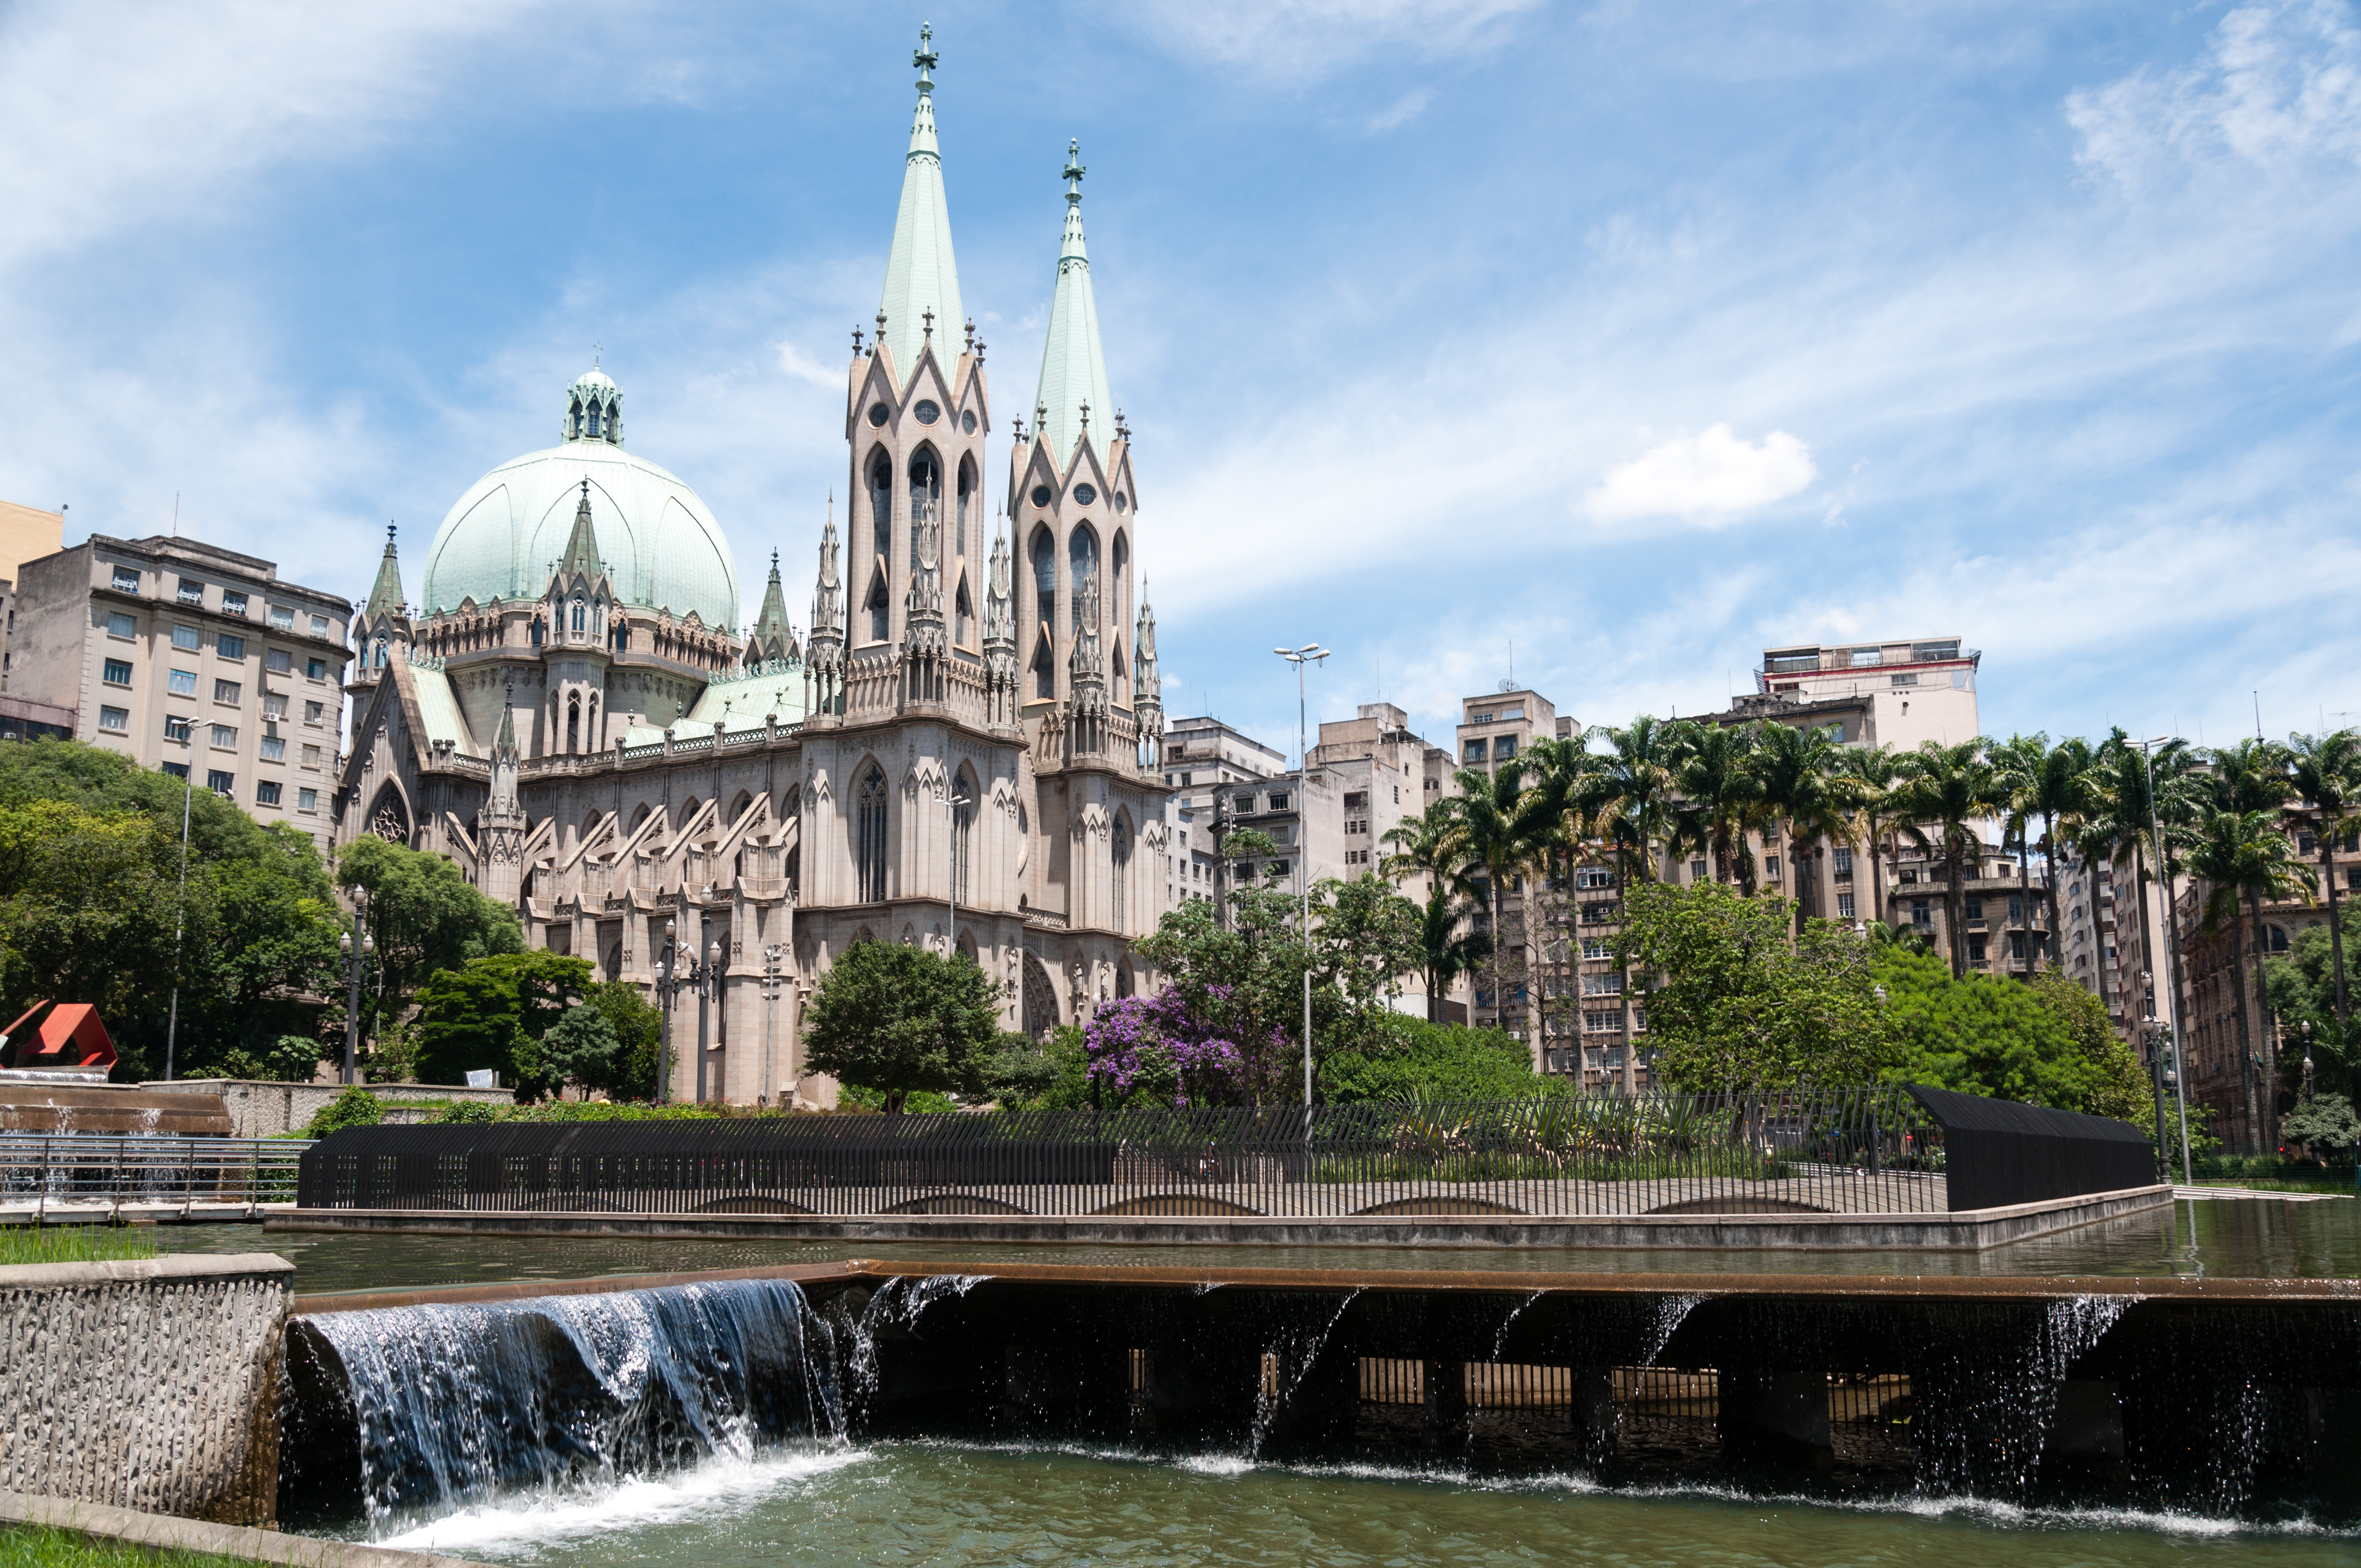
xmin=1913 ymin=1293 xmax=2137 ymax=1499
xmin=1492 ymin=1291 xmax=1547 ymax=1361
xmin=1638 ymin=1294 xmax=1704 ymax=1367
xmin=1247 ymin=1289 xmax=1362 ymax=1457
xmin=293 ymin=1278 xmax=833 ymax=1524
xmin=820 ymin=1273 xmax=987 ymax=1429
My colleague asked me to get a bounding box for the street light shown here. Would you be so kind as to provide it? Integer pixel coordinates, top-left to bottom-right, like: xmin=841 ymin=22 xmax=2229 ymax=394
xmin=1275 ymin=643 xmax=1329 ymax=1107
xmin=338 ymin=900 xmax=373 ymax=1086
xmin=2133 ymin=734 xmax=2195 ymax=1184
xmin=941 ymin=769 xmax=972 ymax=957
xmin=760 ymin=944 xmax=786 ymax=1107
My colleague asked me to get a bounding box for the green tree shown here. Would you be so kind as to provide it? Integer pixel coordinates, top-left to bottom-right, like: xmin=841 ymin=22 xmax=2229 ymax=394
xmin=984 ymin=1026 xmax=1091 ymax=1109
xmin=1439 ymin=759 xmax=1544 ymax=1043
xmin=2027 ymin=971 xmax=2153 ymax=1124
xmin=800 ymin=939 xmax=1001 ymax=1112
xmin=1320 ymin=1016 xmax=1568 ymax=1103
xmin=1381 ymin=800 xmax=1491 ymax=1023
xmin=2282 ymin=1092 xmax=2361 ymax=1159
xmin=334 ymin=835 xmax=524 ymax=1066
xmin=538 ymin=1004 xmax=622 ymax=1093
xmin=1580 ymin=717 xmax=1684 ymax=1091
xmin=1751 ymin=721 xmax=1857 ymax=930
xmin=1135 ymin=842 xmax=1329 ymax=1103
xmin=1837 ymin=743 xmax=1907 ymax=926
xmin=1312 ymin=873 xmax=1424 ymax=1022
xmin=2188 ymin=803 xmax=2313 ymax=1147
xmin=1893 ymin=739 xmax=2000 ymax=978
xmin=411 ymin=951 xmax=592 ymax=1093
xmin=1615 ymin=881 xmax=1898 ymax=1090
xmin=2286 ymin=728 xmax=2359 ymax=1028
xmin=2265 ymin=911 xmax=2361 ymax=1100
xmin=1993 ymin=733 xmax=2096 ymax=971
xmin=581 ymin=979 xmax=665 ymax=1100
xmin=1666 ymin=719 xmax=1767 ymax=892
xmin=2081 ymin=731 xmax=2202 ymax=1041
xmin=1874 ymin=945 xmax=2136 ymax=1115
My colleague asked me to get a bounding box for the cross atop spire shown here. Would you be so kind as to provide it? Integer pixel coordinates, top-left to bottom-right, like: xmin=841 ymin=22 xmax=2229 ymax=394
xmin=1064 ymin=138 xmax=1085 ymax=204
xmin=366 ymin=522 xmax=405 ymax=617
xmin=913 ymin=21 xmax=937 ymax=92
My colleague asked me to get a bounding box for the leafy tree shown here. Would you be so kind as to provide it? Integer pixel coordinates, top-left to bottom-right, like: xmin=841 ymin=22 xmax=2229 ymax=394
xmin=1311 ymin=873 xmax=1424 ymax=1024
xmin=1438 ymin=759 xmax=1544 ymax=1042
xmin=1666 ymin=718 xmax=1766 ymax=892
xmin=2287 ymin=728 xmax=2361 ymax=1028
xmin=800 ymin=940 xmax=1000 ymax=1113
xmin=984 ymin=1026 xmax=1090 ymax=1109
xmin=1874 ymin=947 xmax=2147 ymax=1118
xmin=215 ymin=1034 xmax=328 ymax=1083
xmin=2265 ymin=911 xmax=2361 ymax=1100
xmin=2026 ymin=971 xmax=2153 ymax=1123
xmin=1320 ymin=1016 xmax=1569 ymax=1104
xmin=581 ymin=979 xmax=665 ymax=1100
xmin=1615 ymin=882 xmax=1898 ymax=1090
xmin=334 ymin=836 xmax=524 ymax=1066
xmin=2188 ymin=803 xmax=2313 ymax=1147
xmin=1893 ymin=739 xmax=2000 ymax=978
xmin=538 ymin=1005 xmax=622 ymax=1093
xmin=1752 ymin=720 xmax=1857 ymax=929
xmin=1837 ymin=743 xmax=1906 ymax=927
xmin=2281 ymin=1092 xmax=2361 ymax=1159
xmin=1993 ymin=733 xmax=2096 ymax=970
xmin=411 ymin=952 xmax=591 ymax=1093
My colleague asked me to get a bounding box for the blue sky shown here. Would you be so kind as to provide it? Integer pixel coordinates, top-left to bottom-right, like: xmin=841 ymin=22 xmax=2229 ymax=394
xmin=3 ymin=1 xmax=2359 ymax=761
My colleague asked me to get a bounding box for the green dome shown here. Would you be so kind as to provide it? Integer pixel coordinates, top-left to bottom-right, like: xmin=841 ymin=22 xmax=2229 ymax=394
xmin=419 ymin=371 xmax=740 ymax=629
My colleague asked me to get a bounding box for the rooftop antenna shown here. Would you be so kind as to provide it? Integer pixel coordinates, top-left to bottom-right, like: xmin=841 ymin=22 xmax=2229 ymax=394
xmin=2255 ymin=690 xmax=2265 ymax=741
xmin=172 ymin=492 xmax=179 ymax=537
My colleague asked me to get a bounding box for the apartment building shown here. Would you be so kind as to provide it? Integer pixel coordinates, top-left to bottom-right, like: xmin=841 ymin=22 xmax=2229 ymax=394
xmin=1886 ymin=849 xmax=2057 ymax=975
xmin=1157 ymin=716 xmax=1285 ymax=903
xmin=0 ymin=500 xmax=67 ymax=694
xmin=9 ymin=534 xmax=355 ymax=852
xmin=1753 ymin=635 xmax=1981 ymax=752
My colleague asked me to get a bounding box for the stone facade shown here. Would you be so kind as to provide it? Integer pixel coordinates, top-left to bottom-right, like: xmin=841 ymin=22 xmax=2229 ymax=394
xmin=141 ymin=1079 xmax=518 ymax=1139
xmin=0 ymin=1254 xmax=291 ymax=1526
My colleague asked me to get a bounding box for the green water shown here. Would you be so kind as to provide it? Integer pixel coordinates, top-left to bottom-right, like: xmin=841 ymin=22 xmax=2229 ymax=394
xmin=155 ymin=1195 xmax=2361 ymax=1295
xmin=363 ymin=1440 xmax=2360 ymax=1566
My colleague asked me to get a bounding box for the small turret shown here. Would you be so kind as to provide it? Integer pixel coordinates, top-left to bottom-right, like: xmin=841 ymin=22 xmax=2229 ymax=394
xmin=805 ymin=500 xmax=846 ymax=721
xmin=982 ymin=513 xmax=1019 ymax=732
xmin=744 ymin=550 xmax=801 ymax=673
xmin=1133 ymin=583 xmax=1163 ymax=766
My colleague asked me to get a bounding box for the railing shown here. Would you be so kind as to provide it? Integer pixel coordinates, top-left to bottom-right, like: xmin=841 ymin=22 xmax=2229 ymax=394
xmin=296 ymin=1091 xmax=1959 ymax=1218
xmin=2 ymin=1135 xmax=314 ymax=1216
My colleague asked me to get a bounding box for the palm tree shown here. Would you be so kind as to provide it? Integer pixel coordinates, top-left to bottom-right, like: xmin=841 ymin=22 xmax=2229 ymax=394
xmin=1580 ymin=717 xmax=1684 ymax=1092
xmin=2287 ymin=728 xmax=2361 ymax=1027
xmin=2188 ymin=804 xmax=2314 ymax=1148
xmin=1667 ymin=719 xmax=1767 ymax=891
xmin=1520 ymin=736 xmax=1603 ymax=1063
xmin=1893 ymin=739 xmax=1999 ymax=978
xmin=2206 ymin=739 xmax=2298 ymax=1139
xmin=2083 ymin=730 xmax=2200 ymax=1033
xmin=1996 ymin=734 xmax=2097 ymax=974
xmin=1444 ymin=759 xmax=1543 ymax=1050
xmin=1380 ymin=801 xmax=1487 ymax=1024
xmin=1752 ymin=721 xmax=1857 ymax=929
xmin=1837 ymin=744 xmax=1906 ymax=925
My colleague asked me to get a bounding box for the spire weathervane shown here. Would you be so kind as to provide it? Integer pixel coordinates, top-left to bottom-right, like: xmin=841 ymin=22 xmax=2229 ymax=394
xmin=1064 ymin=138 xmax=1084 ymax=205
xmin=913 ymin=22 xmax=937 ymax=93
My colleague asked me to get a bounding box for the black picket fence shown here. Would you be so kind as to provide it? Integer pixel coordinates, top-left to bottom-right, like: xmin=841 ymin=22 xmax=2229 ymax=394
xmin=292 ymin=1088 xmax=2051 ymax=1219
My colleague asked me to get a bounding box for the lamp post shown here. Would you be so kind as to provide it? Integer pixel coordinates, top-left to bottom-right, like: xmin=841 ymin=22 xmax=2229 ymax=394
xmin=760 ymin=944 xmax=785 ymax=1107
xmin=164 ymin=735 xmax=194 ymax=1081
xmin=943 ymin=773 xmax=972 ymax=957
xmin=2135 ymin=734 xmax=2196 ymax=1185
xmin=1274 ymin=642 xmax=1328 ymax=1107
xmin=695 ymin=885 xmax=720 ymax=1103
xmin=654 ymin=920 xmax=678 ymax=1104
xmin=338 ymin=899 xmax=373 ymax=1086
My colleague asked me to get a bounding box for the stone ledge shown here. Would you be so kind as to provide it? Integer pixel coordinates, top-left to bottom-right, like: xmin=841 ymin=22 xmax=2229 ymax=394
xmin=0 ymin=1489 xmax=481 ymax=1568
xmin=0 ymin=1253 xmax=294 ymax=1290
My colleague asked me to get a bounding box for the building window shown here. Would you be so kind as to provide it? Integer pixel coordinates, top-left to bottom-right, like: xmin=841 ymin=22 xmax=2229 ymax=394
xmin=856 ymin=765 xmax=890 ymax=902
xmin=1464 ymin=739 xmax=1486 ymax=763
xmin=265 ymin=649 xmax=292 ymax=675
xmin=97 ymin=705 xmax=129 ymax=732
xmin=298 ymin=787 xmax=318 ymax=812
xmin=222 ymin=591 xmax=248 ymax=617
xmin=1691 ymin=858 xmax=1709 ymax=883
xmin=1964 ymin=896 xmax=1983 ymax=921
xmin=301 ymin=744 xmax=321 ymax=767
xmin=309 ymin=614 xmax=330 ymax=638
xmin=1269 ymin=792 xmax=1290 ymax=813
xmin=217 ymin=633 xmax=244 ymax=660
xmin=1765 ymin=856 xmax=1780 ymax=880
xmin=1968 ymin=935 xmax=1988 ymax=965
xmin=1837 ymin=891 xmax=1856 ymax=919
xmin=259 ymin=736 xmax=285 ymax=762
xmin=106 ymin=612 xmax=137 ymax=639
xmin=304 ymin=701 xmax=324 ymax=723
xmin=162 ymin=761 xmax=189 ymax=780
xmin=177 ymin=579 xmax=205 ymax=606
xmin=167 ymin=669 xmax=197 ymax=696
xmin=1911 ymin=900 xmax=1933 ymax=928
xmin=269 ymin=605 xmax=295 ymax=630
xmin=1343 ymin=791 xmax=1368 ymax=810
xmin=1497 ymin=737 xmax=1518 ymax=760
xmin=255 ymin=780 xmax=281 ymax=807
xmin=1582 ymin=938 xmax=1611 ymax=960
xmin=1834 ymin=846 xmax=1853 ymax=877
xmin=1576 ymin=868 xmax=1615 ymax=889
xmin=163 ymin=716 xmax=192 ymax=743
xmin=1582 ymin=973 xmax=1623 ymax=995
xmin=101 ymin=658 xmax=133 ymax=686
xmin=210 ymin=723 xmax=237 ymax=748
xmin=2008 ymin=894 xmax=2025 ymax=924
xmin=201 ymin=770 xmax=233 ymax=794
xmin=214 ymin=679 xmax=241 ymax=705
xmin=1581 ymin=901 xmax=1617 ymax=924
xmin=110 ymin=565 xmax=145 ymax=593
xmin=171 ymin=624 xmax=200 ymax=650
xmin=307 ymin=657 xmax=330 ymax=680
xmin=2009 ymin=932 xmax=2027 ymax=962
xmin=1270 ymin=859 xmax=1291 ymax=878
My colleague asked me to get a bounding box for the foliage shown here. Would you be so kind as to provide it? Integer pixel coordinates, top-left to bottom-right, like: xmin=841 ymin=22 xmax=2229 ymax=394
xmin=984 ymin=1026 xmax=1090 ymax=1109
xmin=433 ymin=1099 xmax=498 ymax=1123
xmin=333 ymin=835 xmax=524 ymax=1072
xmin=1617 ymin=882 xmax=1899 ymax=1091
xmin=1134 ymin=865 xmax=1323 ymax=1103
xmin=580 ymin=979 xmax=665 ymax=1101
xmin=1082 ymin=989 xmax=1252 ymax=1107
xmin=836 ymin=1082 xmax=960 ymax=1114
xmin=1875 ymin=946 xmax=2138 ymax=1115
xmin=0 ymin=1225 xmax=157 ymax=1266
xmin=213 ymin=1034 xmax=327 ymax=1084
xmin=1320 ymin=1015 xmax=1569 ymax=1104
xmin=2282 ymin=1092 xmax=2361 ymax=1156
xmin=1311 ymin=874 xmax=1424 ymax=1023
xmin=411 ymin=952 xmax=591 ymax=1093
xmin=2026 ymin=971 xmax=2154 ymax=1123
xmin=538 ymin=1005 xmax=622 ymax=1093
xmin=301 ymin=1086 xmax=385 ymax=1139
xmin=799 ymin=940 xmax=1000 ymax=1112
xmin=2266 ymin=911 xmax=2361 ymax=1099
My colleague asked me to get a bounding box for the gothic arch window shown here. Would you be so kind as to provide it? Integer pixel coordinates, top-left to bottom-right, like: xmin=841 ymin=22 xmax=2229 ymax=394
xmin=908 ymin=447 xmax=941 ymax=560
xmin=955 ymin=456 xmax=976 ymax=558
xmin=1032 ymin=633 xmax=1056 ymax=700
xmin=1111 ymin=531 xmax=1128 ymax=591
xmin=856 ymin=764 xmax=890 ymax=903
xmin=571 ymin=596 xmax=586 ymax=633
xmin=1030 ymin=526 xmax=1055 ymax=618
xmin=1067 ymin=526 xmax=1098 ymax=629
xmin=586 ymin=403 xmax=602 ymax=439
xmin=954 ymin=572 xmax=974 ymax=647
xmin=1116 ymin=960 xmax=1134 ymax=999
xmin=1112 ymin=639 xmax=1128 ymax=701
xmin=1112 ymin=809 xmax=1132 ymax=930
xmin=569 ymin=400 xmax=583 ymax=439
xmin=730 ymin=790 xmax=754 ymax=824
xmin=531 ymin=616 xmax=546 ymax=647
xmin=953 ymin=764 xmax=978 ymax=904
xmin=867 ymin=448 xmax=894 ymax=567
xmin=866 ymin=569 xmax=890 ymax=644
xmin=629 ymin=802 xmax=652 ymax=833
xmin=565 ymin=698 xmax=580 ymax=755
xmin=679 ymin=797 xmax=700 ymax=832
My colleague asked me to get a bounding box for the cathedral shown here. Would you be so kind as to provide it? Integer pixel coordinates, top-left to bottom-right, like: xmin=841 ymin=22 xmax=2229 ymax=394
xmin=333 ymin=29 xmax=1171 ymax=1106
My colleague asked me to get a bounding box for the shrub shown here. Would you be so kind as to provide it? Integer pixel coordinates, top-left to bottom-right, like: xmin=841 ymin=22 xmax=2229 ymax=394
xmin=301 ymin=1086 xmax=384 ymax=1139
xmin=1320 ymin=1016 xmax=1568 ymax=1104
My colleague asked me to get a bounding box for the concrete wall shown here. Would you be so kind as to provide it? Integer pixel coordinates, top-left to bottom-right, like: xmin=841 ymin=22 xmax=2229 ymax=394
xmin=0 ymin=1253 xmax=291 ymax=1526
xmin=143 ymin=1080 xmax=516 ymax=1138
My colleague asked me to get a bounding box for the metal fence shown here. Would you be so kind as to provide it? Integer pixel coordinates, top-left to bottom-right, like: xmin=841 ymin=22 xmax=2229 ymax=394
xmin=1902 ymin=1084 xmax=2156 ymax=1210
xmin=0 ymin=1134 xmax=313 ymax=1217
xmin=295 ymin=1090 xmax=1957 ymax=1218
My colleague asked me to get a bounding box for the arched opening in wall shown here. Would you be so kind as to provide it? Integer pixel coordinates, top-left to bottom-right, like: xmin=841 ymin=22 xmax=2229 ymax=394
xmin=678 ymin=798 xmax=701 ymax=837
xmin=1029 ymin=526 xmax=1055 ymax=621
xmin=867 ymin=448 xmax=893 ymax=565
xmin=1032 ymin=633 xmax=1056 ymax=700
xmin=785 ymin=843 xmax=799 ymax=893
xmin=953 ymin=763 xmax=978 ymax=905
xmin=572 ymin=595 xmax=586 ymax=633
xmin=630 ymin=802 xmax=652 ymax=834
xmin=1022 ymin=951 xmax=1059 ymax=1041
xmin=603 ymin=938 xmax=622 ymax=982
xmin=779 ymin=783 xmax=801 ymax=825
xmin=588 ymin=694 xmax=600 ymax=749
xmin=569 ymin=399 xmax=584 ymax=439
xmin=367 ymin=783 xmax=411 ymax=845
xmin=1112 ymin=638 xmax=1127 ymax=703
xmin=1067 ymin=526 xmax=1098 ymax=629
xmin=566 ymin=698 xmax=581 ymax=755
xmin=954 ymin=572 xmax=973 ymax=647
xmin=909 ymin=447 xmax=941 ymax=559
xmin=856 ymin=764 xmax=890 ymax=903
xmin=1112 ymin=809 xmax=1132 ymax=931
xmin=582 ymin=808 xmax=603 ymax=839
xmin=1116 ymin=959 xmax=1134 ymax=999
xmin=955 ymin=455 xmax=975 ymax=558
xmin=867 ymin=570 xmax=890 ymax=644
xmin=586 ymin=401 xmax=602 ymax=439
xmin=957 ymin=929 xmax=977 ymax=965
xmin=2266 ymin=924 xmax=2292 ymax=953
xmin=1112 ymin=531 xmax=1128 ymax=596
xmin=730 ymin=790 xmax=755 ymax=826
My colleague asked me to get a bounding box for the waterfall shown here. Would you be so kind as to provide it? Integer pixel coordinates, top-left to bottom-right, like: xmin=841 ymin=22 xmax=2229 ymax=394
xmin=291 ymin=1278 xmax=837 ymax=1523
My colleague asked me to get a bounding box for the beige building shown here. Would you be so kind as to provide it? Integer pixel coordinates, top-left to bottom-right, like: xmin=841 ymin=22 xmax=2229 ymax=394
xmin=0 ymin=500 xmax=67 ymax=693
xmin=1158 ymin=714 xmax=1284 ymax=903
xmin=9 ymin=533 xmax=353 ymax=851
xmin=1754 ymin=636 xmax=1980 ymax=752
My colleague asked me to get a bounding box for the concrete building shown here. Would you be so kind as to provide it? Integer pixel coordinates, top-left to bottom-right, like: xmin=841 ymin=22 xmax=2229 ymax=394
xmin=0 ymin=500 xmax=67 ymax=693
xmin=1753 ymin=636 xmax=1980 ymax=752
xmin=1157 ymin=715 xmax=1283 ymax=901
xmin=333 ymin=39 xmax=1172 ymax=1104
xmin=8 ymin=533 xmax=353 ymax=851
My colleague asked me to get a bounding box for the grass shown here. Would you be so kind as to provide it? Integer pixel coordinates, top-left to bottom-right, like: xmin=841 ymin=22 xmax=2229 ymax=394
xmin=0 ymin=1226 xmax=160 ymax=1266
xmin=2194 ymin=1176 xmax=2359 ymax=1194
xmin=0 ymin=1526 xmax=250 ymax=1568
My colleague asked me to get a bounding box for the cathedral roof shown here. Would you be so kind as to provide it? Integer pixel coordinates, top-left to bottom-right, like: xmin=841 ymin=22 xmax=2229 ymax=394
xmin=876 ymin=24 xmax=964 ymax=390
xmin=1033 ymin=140 xmax=1114 ymax=473
xmin=418 ymin=365 xmax=739 ymax=629
xmin=364 ymin=525 xmax=404 ymax=617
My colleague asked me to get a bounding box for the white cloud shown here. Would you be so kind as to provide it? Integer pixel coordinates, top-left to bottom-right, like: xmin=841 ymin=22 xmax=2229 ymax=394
xmin=1582 ymin=424 xmax=1816 ymax=526
xmin=1122 ymin=0 xmax=1539 ymax=77
xmin=2068 ymin=0 xmax=2361 ymax=188
xmin=1366 ymin=86 xmax=1434 ymax=133
xmin=775 ymin=339 xmax=844 ymax=390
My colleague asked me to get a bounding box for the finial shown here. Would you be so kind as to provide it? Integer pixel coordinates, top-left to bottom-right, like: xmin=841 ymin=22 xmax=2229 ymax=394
xmin=974 ymin=336 xmax=986 ymax=366
xmin=1064 ymin=138 xmax=1085 ymax=205
xmin=770 ymin=548 xmax=779 ymax=572
xmin=875 ymin=309 xmax=887 ymax=349
xmin=593 ymin=340 xmax=601 ymax=368
xmin=386 ymin=521 xmax=396 ymax=546
xmin=1116 ymin=409 xmax=1128 ymax=440
xmin=1079 ymin=400 xmax=1090 ymax=429
xmin=964 ymin=318 xmax=975 ymax=350
xmin=852 ymin=324 xmax=864 ymax=354
xmin=922 ymin=307 xmax=934 ymax=342
xmin=1013 ymin=416 xmax=1025 ymax=440
xmin=913 ymin=21 xmax=937 ymax=93
xmin=1037 ymin=401 xmax=1048 ymax=429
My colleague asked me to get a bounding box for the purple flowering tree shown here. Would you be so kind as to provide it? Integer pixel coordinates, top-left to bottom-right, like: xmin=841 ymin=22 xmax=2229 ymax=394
xmin=1081 ymin=989 xmax=1257 ymax=1107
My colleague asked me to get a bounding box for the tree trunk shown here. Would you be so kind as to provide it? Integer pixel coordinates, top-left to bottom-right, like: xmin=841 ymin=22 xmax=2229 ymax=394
xmin=1868 ymin=829 xmax=1886 ymax=926
xmin=1945 ymin=843 xmax=1966 ymax=979
xmin=2043 ymin=818 xmax=2066 ymax=983
xmin=2231 ymin=913 xmax=2260 ymax=1155
xmin=2017 ymin=822 xmax=2033 ymax=977
xmin=2250 ymin=886 xmax=2278 ymax=1152
xmin=2326 ymin=832 xmax=2351 ymax=1025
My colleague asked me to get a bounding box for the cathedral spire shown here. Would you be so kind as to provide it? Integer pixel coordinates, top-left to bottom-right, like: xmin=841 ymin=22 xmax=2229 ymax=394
xmin=1032 ymin=138 xmax=1114 ymax=471
xmin=806 ymin=498 xmax=846 ymax=721
xmin=366 ymin=523 xmax=404 ymax=617
xmin=877 ymin=21 xmax=964 ymax=389
xmin=558 ymin=481 xmax=602 ymax=579
xmin=744 ymin=548 xmax=799 ymax=672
